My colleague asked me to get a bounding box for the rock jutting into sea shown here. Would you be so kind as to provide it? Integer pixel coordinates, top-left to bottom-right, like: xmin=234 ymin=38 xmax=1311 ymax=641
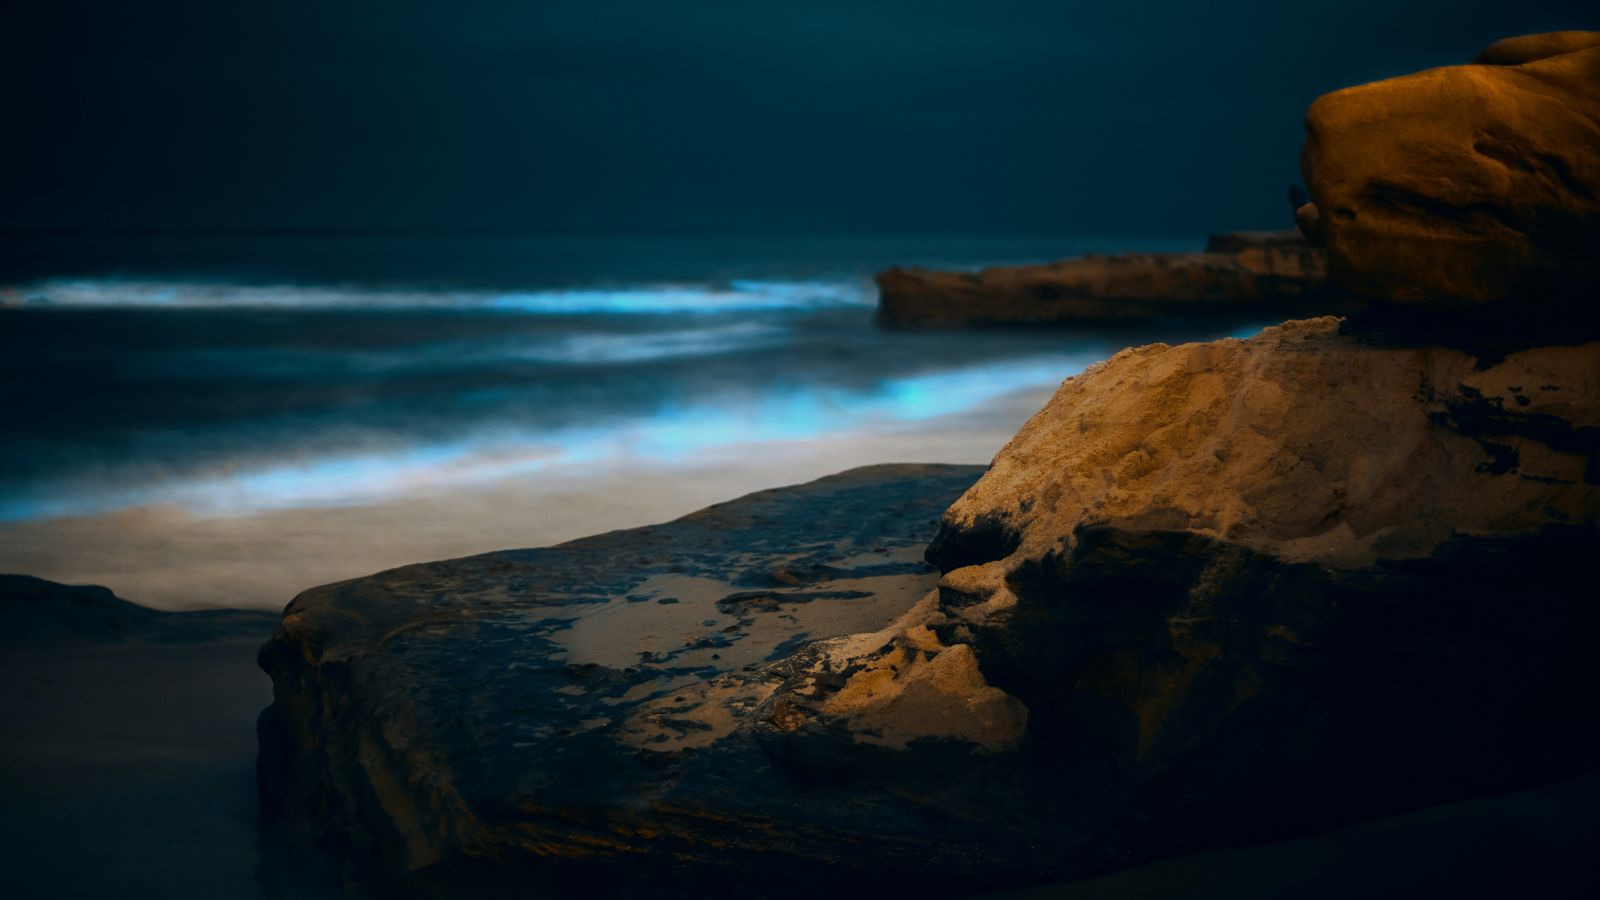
xmin=258 ymin=30 xmax=1600 ymax=899
xmin=874 ymin=229 xmax=1353 ymax=328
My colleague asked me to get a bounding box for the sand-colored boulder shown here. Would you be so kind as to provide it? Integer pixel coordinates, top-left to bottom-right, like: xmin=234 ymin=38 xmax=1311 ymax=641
xmin=914 ymin=317 xmax=1600 ymax=882
xmin=1300 ymin=35 xmax=1600 ymax=306
xmin=934 ymin=317 xmax=1599 ymax=569
xmin=1475 ymin=31 xmax=1600 ymax=66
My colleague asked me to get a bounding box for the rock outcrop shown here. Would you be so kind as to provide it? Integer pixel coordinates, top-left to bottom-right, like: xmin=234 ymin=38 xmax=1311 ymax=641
xmin=258 ymin=323 xmax=1600 ymax=897
xmin=875 ymin=230 xmax=1350 ymax=327
xmin=1299 ymin=32 xmax=1600 ymax=308
xmin=260 ymin=31 xmax=1600 ymax=900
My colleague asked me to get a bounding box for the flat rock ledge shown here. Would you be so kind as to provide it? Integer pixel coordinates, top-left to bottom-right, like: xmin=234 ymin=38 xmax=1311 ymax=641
xmin=875 ymin=230 xmax=1358 ymax=328
xmin=257 ymin=464 xmax=993 ymax=898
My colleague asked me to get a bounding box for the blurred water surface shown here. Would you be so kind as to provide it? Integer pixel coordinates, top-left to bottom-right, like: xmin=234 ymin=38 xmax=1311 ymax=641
xmin=0 ymin=235 xmax=1249 ymax=606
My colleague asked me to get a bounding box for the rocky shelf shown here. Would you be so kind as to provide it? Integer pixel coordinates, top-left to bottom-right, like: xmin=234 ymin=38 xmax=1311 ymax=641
xmin=874 ymin=230 xmax=1358 ymax=328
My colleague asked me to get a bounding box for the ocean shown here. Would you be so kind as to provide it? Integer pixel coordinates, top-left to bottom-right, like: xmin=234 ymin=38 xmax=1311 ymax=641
xmin=0 ymin=235 xmax=1251 ymax=609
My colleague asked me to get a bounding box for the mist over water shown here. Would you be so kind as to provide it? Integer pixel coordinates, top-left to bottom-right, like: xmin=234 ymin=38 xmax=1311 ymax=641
xmin=0 ymin=235 xmax=1250 ymax=608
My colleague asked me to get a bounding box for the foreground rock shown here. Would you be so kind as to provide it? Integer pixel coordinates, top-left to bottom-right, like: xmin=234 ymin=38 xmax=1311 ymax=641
xmin=876 ymin=230 xmax=1351 ymax=327
xmin=257 ymin=465 xmax=989 ymax=897
xmin=261 ymin=318 xmax=1600 ymax=897
xmin=1299 ymin=32 xmax=1600 ymax=307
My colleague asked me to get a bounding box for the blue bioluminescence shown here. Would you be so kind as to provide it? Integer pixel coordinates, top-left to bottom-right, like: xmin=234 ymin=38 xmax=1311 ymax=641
xmin=18 ymin=278 xmax=872 ymax=314
xmin=0 ymin=355 xmax=1089 ymax=522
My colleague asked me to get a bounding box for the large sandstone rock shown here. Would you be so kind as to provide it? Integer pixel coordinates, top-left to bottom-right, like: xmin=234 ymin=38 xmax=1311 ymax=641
xmin=259 ymin=323 xmax=1600 ymax=897
xmin=875 ymin=231 xmax=1349 ymax=327
xmin=1299 ymin=33 xmax=1600 ymax=307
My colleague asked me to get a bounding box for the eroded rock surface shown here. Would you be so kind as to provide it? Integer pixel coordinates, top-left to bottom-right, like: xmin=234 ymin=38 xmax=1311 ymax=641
xmin=875 ymin=230 xmax=1349 ymax=327
xmin=913 ymin=316 xmax=1599 ymax=883
xmin=1300 ymin=32 xmax=1600 ymax=307
xmin=258 ymin=465 xmax=1030 ymax=898
xmin=259 ymin=324 xmax=1600 ymax=897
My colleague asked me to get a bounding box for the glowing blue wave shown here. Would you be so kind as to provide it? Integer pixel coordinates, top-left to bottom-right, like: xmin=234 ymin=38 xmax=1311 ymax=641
xmin=8 ymin=279 xmax=871 ymax=314
xmin=0 ymin=355 xmax=1088 ymax=522
xmin=144 ymin=320 xmax=791 ymax=379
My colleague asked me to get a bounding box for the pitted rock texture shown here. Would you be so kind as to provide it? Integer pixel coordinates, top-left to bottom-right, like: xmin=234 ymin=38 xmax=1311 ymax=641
xmin=1299 ymin=32 xmax=1600 ymax=307
xmin=933 ymin=317 xmax=1599 ymax=571
xmin=912 ymin=317 xmax=1599 ymax=884
xmin=875 ymin=230 xmax=1350 ymax=328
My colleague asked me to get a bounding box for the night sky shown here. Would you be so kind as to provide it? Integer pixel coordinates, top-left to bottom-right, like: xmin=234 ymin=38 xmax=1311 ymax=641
xmin=4 ymin=1 xmax=1592 ymax=237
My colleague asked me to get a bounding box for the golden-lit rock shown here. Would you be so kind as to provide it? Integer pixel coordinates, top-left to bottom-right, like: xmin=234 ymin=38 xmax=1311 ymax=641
xmin=919 ymin=317 xmax=1599 ymax=882
xmin=1475 ymin=30 xmax=1600 ymax=66
xmin=936 ymin=317 xmax=1598 ymax=569
xmin=1300 ymin=35 xmax=1600 ymax=306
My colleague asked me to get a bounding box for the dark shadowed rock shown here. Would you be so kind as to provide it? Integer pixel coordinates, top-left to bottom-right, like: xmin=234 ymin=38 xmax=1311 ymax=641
xmin=0 ymin=574 xmax=159 ymax=640
xmin=1300 ymin=33 xmax=1600 ymax=308
xmin=913 ymin=317 xmax=1598 ymax=886
xmin=875 ymin=231 xmax=1353 ymax=328
xmin=0 ymin=573 xmax=277 ymax=643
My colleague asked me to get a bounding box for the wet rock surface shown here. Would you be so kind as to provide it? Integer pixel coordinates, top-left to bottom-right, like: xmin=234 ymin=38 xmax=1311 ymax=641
xmin=875 ymin=230 xmax=1354 ymax=328
xmin=259 ymin=464 xmax=1015 ymax=898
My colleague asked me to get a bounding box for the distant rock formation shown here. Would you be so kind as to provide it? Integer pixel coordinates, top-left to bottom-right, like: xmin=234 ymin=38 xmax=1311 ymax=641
xmin=0 ymin=574 xmax=158 ymax=640
xmin=0 ymin=573 xmax=277 ymax=643
xmin=875 ymin=230 xmax=1351 ymax=327
xmin=1298 ymin=31 xmax=1600 ymax=308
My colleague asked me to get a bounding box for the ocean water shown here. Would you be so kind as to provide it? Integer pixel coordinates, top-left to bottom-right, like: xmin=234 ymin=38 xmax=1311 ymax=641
xmin=0 ymin=235 xmax=1252 ymax=608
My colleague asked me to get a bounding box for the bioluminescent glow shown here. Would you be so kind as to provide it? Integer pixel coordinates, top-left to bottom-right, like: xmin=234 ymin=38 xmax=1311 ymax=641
xmin=13 ymin=279 xmax=871 ymax=314
xmin=0 ymin=355 xmax=1089 ymax=522
xmin=144 ymin=320 xmax=792 ymax=379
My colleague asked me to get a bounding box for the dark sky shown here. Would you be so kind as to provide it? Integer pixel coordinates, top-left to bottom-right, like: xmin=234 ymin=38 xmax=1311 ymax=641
xmin=4 ymin=1 xmax=1592 ymax=236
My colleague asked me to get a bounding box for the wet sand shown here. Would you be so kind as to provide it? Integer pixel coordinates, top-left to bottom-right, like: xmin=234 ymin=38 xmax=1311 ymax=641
xmin=0 ymin=404 xmax=1047 ymax=612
